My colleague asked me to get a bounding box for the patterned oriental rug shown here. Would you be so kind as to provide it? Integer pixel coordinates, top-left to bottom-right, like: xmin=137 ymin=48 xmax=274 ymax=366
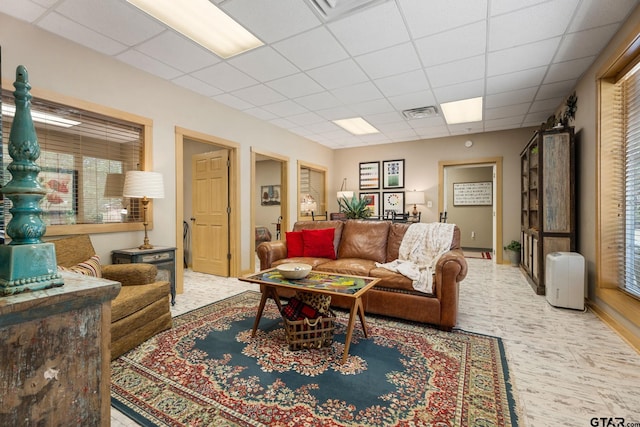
xmin=463 ymin=251 xmax=493 ymax=260
xmin=111 ymin=291 xmax=520 ymax=427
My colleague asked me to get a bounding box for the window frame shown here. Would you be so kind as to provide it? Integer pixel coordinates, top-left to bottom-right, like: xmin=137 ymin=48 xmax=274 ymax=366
xmin=1 ymin=83 xmax=153 ymax=236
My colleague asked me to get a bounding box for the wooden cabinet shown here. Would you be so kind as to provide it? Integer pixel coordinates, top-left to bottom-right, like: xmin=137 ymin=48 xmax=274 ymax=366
xmin=0 ymin=274 xmax=120 ymax=426
xmin=520 ymin=127 xmax=576 ymax=294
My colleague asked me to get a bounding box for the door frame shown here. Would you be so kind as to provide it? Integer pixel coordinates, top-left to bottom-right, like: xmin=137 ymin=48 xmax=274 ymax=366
xmin=175 ymin=126 xmax=240 ymax=294
xmin=438 ymin=157 xmax=503 ymax=263
xmin=250 ymin=148 xmax=289 ymax=272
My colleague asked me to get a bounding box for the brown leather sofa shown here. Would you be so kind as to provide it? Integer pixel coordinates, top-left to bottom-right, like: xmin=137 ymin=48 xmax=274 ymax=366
xmin=52 ymin=234 xmax=173 ymax=359
xmin=257 ymin=219 xmax=468 ymax=330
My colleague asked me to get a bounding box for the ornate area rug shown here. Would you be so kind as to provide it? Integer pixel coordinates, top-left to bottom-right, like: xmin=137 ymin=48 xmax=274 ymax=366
xmin=463 ymin=250 xmax=492 ymax=260
xmin=111 ymin=291 xmax=519 ymax=426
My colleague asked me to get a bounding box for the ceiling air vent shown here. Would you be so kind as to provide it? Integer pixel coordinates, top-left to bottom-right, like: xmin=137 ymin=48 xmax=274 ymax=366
xmin=402 ymin=106 xmax=438 ymax=120
xmin=306 ymin=0 xmax=388 ymax=21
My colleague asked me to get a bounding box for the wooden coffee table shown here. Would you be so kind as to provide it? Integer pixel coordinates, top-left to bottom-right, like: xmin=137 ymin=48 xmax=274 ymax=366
xmin=240 ymin=268 xmax=380 ymax=364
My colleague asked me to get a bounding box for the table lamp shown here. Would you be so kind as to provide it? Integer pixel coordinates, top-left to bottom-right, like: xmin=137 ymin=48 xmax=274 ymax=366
xmin=123 ymin=171 xmax=165 ymax=249
xmin=406 ymin=190 xmax=425 ymax=217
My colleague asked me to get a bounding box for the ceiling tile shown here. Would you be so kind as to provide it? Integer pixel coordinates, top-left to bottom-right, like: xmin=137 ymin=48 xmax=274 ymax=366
xmin=530 ymin=97 xmax=564 ymax=113
xmin=261 ymin=100 xmax=308 ymax=117
xmin=490 ymin=0 xmax=548 ymax=16
xmin=544 ymin=57 xmax=594 ymax=84
xmin=485 ymin=102 xmax=531 ymax=119
xmin=273 ymin=26 xmax=349 ymax=70
xmin=487 ymin=38 xmax=561 ymax=76
xmin=536 ymin=80 xmax=577 ymax=101
xmin=433 ymin=80 xmax=484 ymax=103
xmin=399 ymin=0 xmax=487 ymax=39
xmin=285 ymin=111 xmax=326 ymax=126
xmin=133 ymin=31 xmax=220 ymax=73
xmin=315 ymin=106 xmax=358 ymax=121
xmin=365 ymin=111 xmax=405 ymax=125
xmin=212 ymin=93 xmax=255 ymax=110
xmin=555 ymin=24 xmax=619 ymax=62
xmin=489 ymin=0 xmax=577 ymax=51
xmin=245 ymin=107 xmax=279 ymax=121
xmin=171 ymin=75 xmax=223 ymax=97
xmin=231 ymin=84 xmax=287 ymax=106
xmin=56 ymin=0 xmax=165 ymax=45
xmin=294 ymin=92 xmax=343 ymax=111
xmin=266 ymin=73 xmax=325 ymax=98
xmin=192 ymin=63 xmax=258 ymax=92
xmin=306 ymin=59 xmax=369 ymax=90
xmin=374 ymin=70 xmax=429 ymax=98
xmin=327 ymin=1 xmax=410 ymax=56
xmin=0 ymin=1 xmax=46 ymax=21
xmin=228 ymin=47 xmax=298 ymax=82
xmin=485 ymin=87 xmax=537 ymax=108
xmin=351 ymin=98 xmax=395 ymax=115
xmin=414 ymin=21 xmax=486 ymax=67
xmin=524 ymin=110 xmax=553 ymax=125
xmin=330 ymin=81 xmax=383 ymax=104
xmin=387 ymin=89 xmax=436 ymax=111
xmin=426 ymin=55 xmax=485 ymax=88
xmin=220 ymin=0 xmax=320 ymax=43
xmin=37 ymin=12 xmax=127 ymax=56
xmin=355 ymin=42 xmax=421 ymax=80
xmin=567 ymin=0 xmax=639 ymax=32
xmin=486 ymin=67 xmax=546 ymax=94
xmin=116 ymin=50 xmax=182 ymax=80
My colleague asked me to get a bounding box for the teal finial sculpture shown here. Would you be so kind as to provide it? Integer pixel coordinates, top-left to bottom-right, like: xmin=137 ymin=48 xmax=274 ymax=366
xmin=0 ymin=65 xmax=63 ymax=295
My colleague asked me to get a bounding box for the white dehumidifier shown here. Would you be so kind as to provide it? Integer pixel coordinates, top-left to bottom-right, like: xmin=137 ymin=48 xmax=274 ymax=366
xmin=545 ymin=252 xmax=585 ymax=310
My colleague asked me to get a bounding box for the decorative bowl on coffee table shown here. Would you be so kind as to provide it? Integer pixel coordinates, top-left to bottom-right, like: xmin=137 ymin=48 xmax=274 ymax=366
xmin=276 ymin=263 xmax=312 ymax=279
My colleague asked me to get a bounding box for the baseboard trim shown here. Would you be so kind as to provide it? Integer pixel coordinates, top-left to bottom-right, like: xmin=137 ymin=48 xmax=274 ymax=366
xmin=587 ymin=298 xmax=640 ymax=355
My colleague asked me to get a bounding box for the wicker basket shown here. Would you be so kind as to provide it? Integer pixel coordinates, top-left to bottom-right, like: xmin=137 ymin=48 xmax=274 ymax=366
xmin=283 ymin=312 xmax=335 ymax=351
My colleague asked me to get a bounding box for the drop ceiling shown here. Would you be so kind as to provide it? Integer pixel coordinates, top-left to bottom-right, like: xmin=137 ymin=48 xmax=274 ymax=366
xmin=1 ymin=0 xmax=638 ymax=148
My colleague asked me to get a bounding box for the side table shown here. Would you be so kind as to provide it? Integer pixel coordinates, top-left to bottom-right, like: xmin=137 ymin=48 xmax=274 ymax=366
xmin=112 ymin=246 xmax=176 ymax=305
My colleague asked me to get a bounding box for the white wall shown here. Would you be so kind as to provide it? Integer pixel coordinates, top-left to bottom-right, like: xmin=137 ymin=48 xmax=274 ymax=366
xmin=0 ymin=13 xmax=333 ymax=270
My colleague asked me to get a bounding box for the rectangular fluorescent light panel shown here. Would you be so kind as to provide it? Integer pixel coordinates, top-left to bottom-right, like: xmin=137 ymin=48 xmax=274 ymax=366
xmin=333 ymin=117 xmax=380 ymax=135
xmin=127 ymin=0 xmax=263 ymax=59
xmin=440 ymin=97 xmax=483 ymax=125
xmin=2 ymin=104 xmax=81 ymax=128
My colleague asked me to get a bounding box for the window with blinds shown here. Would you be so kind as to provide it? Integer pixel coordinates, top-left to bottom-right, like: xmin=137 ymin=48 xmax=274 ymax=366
xmin=620 ymin=62 xmax=640 ymax=298
xmin=1 ymin=90 xmax=144 ymax=232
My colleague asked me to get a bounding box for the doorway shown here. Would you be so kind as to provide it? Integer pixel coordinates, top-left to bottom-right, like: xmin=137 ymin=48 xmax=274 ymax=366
xmin=251 ymin=148 xmax=288 ymax=272
xmin=438 ymin=157 xmax=503 ymax=263
xmin=175 ymin=127 xmax=240 ymax=295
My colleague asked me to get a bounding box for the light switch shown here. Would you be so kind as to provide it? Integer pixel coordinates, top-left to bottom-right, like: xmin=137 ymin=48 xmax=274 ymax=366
xmin=427 ymin=201 xmax=433 ymax=208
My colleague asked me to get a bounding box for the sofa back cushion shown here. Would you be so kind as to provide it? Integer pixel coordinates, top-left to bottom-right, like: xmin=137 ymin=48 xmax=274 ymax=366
xmin=51 ymin=234 xmax=97 ymax=267
xmin=337 ymin=220 xmax=390 ymax=263
xmin=385 ymin=223 xmax=462 ymax=262
xmin=292 ymin=220 xmax=344 ymax=255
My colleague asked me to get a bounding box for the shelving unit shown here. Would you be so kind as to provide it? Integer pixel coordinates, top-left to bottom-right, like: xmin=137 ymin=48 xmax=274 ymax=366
xmin=520 ymin=127 xmax=576 ymax=295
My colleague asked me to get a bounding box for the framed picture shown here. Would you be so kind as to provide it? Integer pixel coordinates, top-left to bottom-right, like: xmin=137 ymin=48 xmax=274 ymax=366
xmin=359 ymin=161 xmax=380 ymax=190
xmin=359 ymin=192 xmax=380 ymax=216
xmin=260 ymin=185 xmax=281 ymax=206
xmin=382 ymin=159 xmax=404 ymax=189
xmin=453 ymin=182 xmax=492 ymax=206
xmin=382 ymin=191 xmax=404 ymax=218
xmin=38 ymin=167 xmax=78 ymax=224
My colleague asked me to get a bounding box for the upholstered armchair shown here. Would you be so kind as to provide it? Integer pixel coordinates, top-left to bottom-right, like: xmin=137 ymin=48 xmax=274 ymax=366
xmin=52 ymin=234 xmax=172 ymax=359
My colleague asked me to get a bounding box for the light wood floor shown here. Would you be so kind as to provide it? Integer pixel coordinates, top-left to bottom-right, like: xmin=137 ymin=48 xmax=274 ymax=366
xmin=112 ymin=258 xmax=640 ymax=427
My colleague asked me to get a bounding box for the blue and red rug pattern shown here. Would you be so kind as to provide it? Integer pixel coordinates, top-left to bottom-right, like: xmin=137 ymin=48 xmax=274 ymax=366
xmin=111 ymin=291 xmax=519 ymax=426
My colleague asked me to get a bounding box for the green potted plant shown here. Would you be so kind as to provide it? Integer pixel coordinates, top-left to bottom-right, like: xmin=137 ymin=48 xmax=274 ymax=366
xmin=503 ymin=240 xmax=521 ymax=266
xmin=337 ymin=195 xmax=372 ymax=219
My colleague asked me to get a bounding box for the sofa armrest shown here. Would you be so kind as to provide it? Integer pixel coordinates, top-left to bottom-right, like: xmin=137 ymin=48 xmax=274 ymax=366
xmin=256 ymin=241 xmax=288 ymax=270
xmin=433 ymin=249 xmax=467 ymax=330
xmin=102 ymin=263 xmax=158 ymax=286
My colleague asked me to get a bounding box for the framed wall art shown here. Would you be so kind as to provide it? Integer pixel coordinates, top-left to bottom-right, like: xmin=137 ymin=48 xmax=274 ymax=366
xmin=453 ymin=181 xmax=492 ymax=206
xmin=359 ymin=161 xmax=380 ymax=190
xmin=260 ymin=185 xmax=281 ymax=206
xmin=382 ymin=191 xmax=404 ymax=218
xmin=382 ymin=159 xmax=404 ymax=189
xmin=38 ymin=167 xmax=78 ymax=224
xmin=359 ymin=192 xmax=380 ymax=217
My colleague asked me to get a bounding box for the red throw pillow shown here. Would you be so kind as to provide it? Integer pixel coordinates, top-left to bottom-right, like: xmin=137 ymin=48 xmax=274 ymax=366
xmin=286 ymin=231 xmax=304 ymax=257
xmin=302 ymin=228 xmax=336 ymax=259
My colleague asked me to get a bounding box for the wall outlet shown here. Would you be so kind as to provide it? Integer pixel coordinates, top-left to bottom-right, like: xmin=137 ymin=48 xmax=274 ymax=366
xmin=427 ymin=201 xmax=433 ymax=208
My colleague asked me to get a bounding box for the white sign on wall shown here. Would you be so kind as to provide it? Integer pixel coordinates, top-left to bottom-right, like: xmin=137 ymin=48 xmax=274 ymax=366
xmin=453 ymin=181 xmax=493 ymax=206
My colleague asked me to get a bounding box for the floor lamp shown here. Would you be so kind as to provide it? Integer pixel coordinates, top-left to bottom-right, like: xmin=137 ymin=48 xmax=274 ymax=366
xmin=123 ymin=171 xmax=165 ymax=249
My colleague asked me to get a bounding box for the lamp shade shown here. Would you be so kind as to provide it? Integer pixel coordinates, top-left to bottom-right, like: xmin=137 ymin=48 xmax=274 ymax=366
xmin=123 ymin=171 xmax=165 ymax=199
xmin=104 ymin=173 xmax=125 ymax=197
xmin=406 ymin=191 xmax=425 ymax=205
xmin=337 ymin=190 xmax=354 ymax=199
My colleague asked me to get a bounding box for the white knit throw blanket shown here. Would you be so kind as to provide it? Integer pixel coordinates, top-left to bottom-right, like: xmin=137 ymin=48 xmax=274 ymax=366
xmin=376 ymin=222 xmax=455 ymax=294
